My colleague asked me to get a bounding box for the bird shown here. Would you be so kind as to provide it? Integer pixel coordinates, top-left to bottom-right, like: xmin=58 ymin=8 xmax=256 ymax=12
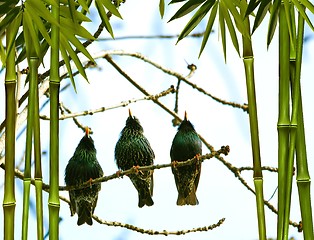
xmin=170 ymin=111 xmax=202 ymax=205
xmin=115 ymin=109 xmax=155 ymax=208
xmin=64 ymin=127 xmax=103 ymax=225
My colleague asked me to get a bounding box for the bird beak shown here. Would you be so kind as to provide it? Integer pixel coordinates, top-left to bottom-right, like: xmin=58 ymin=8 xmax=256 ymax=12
xmin=184 ymin=111 xmax=188 ymax=120
xmin=85 ymin=127 xmax=90 ymax=137
xmin=128 ymin=108 xmax=132 ymax=117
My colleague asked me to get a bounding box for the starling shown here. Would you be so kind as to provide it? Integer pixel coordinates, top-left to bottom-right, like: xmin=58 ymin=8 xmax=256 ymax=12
xmin=170 ymin=111 xmax=202 ymax=205
xmin=115 ymin=109 xmax=155 ymax=208
xmin=64 ymin=127 xmax=103 ymax=225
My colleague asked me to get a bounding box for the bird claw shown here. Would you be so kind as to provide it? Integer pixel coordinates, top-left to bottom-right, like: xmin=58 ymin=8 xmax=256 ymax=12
xmin=116 ymin=170 xmax=123 ymax=178
xmin=171 ymin=160 xmax=178 ymax=168
xmin=133 ymin=165 xmax=140 ymax=174
xmin=87 ymin=178 xmax=93 ymax=188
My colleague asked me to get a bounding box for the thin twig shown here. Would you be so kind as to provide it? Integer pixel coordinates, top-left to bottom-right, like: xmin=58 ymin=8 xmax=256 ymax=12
xmin=39 ymin=86 xmax=176 ymax=121
xmin=101 ymin=50 xmax=248 ymax=112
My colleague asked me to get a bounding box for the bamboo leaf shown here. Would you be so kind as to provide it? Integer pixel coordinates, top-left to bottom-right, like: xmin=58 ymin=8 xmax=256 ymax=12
xmin=223 ymin=0 xmax=249 ymax=39
xmin=68 ymin=0 xmax=78 ymax=24
xmin=159 ymin=0 xmax=165 ymax=18
xmin=60 ymin=5 xmax=91 ymax=22
xmin=101 ymin=0 xmax=123 ymax=19
xmin=220 ymin=1 xmax=240 ymax=56
xmin=59 ymin=42 xmax=77 ymax=91
xmin=23 ymin=8 xmax=42 ymax=59
xmin=26 ymin=4 xmax=52 ymax=46
xmin=95 ymin=0 xmax=114 ymax=38
xmin=218 ymin=3 xmax=227 ymax=61
xmin=168 ymin=0 xmax=206 ymax=22
xmin=245 ymin=0 xmax=261 ymax=16
xmin=77 ymin=0 xmax=90 ymax=12
xmin=177 ymin=0 xmax=215 ymax=43
xmin=60 ymin=17 xmax=95 ymax=39
xmin=169 ymin=0 xmax=189 ymax=4
xmin=0 ymin=6 xmax=21 ymax=36
xmin=267 ymin=0 xmax=280 ymax=47
xmin=61 ymin=34 xmax=88 ymax=81
xmin=199 ymin=1 xmax=218 ymax=57
xmin=292 ymin=0 xmax=314 ymax=31
xmin=3 ymin=11 xmax=22 ymax=65
xmin=0 ymin=0 xmax=18 ymax=15
xmin=27 ymin=0 xmax=60 ymax=27
xmin=299 ymin=0 xmax=314 ymax=14
xmin=252 ymin=0 xmax=271 ymax=33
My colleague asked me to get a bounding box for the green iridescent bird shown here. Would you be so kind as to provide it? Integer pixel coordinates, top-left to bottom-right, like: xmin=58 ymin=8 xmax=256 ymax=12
xmin=170 ymin=111 xmax=202 ymax=205
xmin=115 ymin=109 xmax=155 ymax=208
xmin=64 ymin=127 xmax=103 ymax=225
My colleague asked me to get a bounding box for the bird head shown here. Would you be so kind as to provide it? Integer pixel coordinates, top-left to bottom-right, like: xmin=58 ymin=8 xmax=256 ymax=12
xmin=125 ymin=109 xmax=143 ymax=132
xmin=178 ymin=111 xmax=195 ymax=131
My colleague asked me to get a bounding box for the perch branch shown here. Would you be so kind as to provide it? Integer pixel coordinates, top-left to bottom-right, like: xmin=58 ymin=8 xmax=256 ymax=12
xmin=0 ymin=162 xmax=226 ymax=235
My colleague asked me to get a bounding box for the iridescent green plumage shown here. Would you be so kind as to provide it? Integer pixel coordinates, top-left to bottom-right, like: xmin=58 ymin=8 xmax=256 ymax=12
xmin=115 ymin=109 xmax=155 ymax=207
xmin=64 ymin=128 xmax=103 ymax=225
xmin=170 ymin=112 xmax=202 ymax=205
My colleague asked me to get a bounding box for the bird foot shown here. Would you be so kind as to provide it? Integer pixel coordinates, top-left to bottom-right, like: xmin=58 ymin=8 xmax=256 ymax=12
xmin=195 ymin=154 xmax=201 ymax=165
xmin=171 ymin=160 xmax=178 ymax=168
xmin=87 ymin=178 xmax=93 ymax=188
xmin=133 ymin=165 xmax=140 ymax=174
xmin=116 ymin=170 xmax=123 ymax=178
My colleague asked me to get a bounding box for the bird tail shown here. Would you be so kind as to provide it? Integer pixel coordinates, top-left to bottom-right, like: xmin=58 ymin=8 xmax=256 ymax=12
xmin=177 ymin=190 xmax=199 ymax=206
xmin=138 ymin=190 xmax=154 ymax=208
xmin=77 ymin=201 xmax=93 ymax=226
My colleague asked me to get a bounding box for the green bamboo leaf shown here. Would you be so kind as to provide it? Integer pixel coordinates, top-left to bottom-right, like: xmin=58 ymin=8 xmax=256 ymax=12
xmin=267 ymin=0 xmax=280 ymax=47
xmin=159 ymin=0 xmax=165 ymax=18
xmin=223 ymin=0 xmax=249 ymax=39
xmin=100 ymin=0 xmax=123 ymax=19
xmin=169 ymin=0 xmax=188 ymax=4
xmin=25 ymin=3 xmax=52 ymax=46
xmin=292 ymin=0 xmax=314 ymax=31
xmin=68 ymin=0 xmax=78 ymax=24
xmin=23 ymin=8 xmax=42 ymax=59
xmin=2 ymin=10 xmax=21 ymax=67
xmin=177 ymin=0 xmax=215 ymax=43
xmin=199 ymin=1 xmax=218 ymax=57
xmin=252 ymin=0 xmax=271 ymax=33
xmin=220 ymin=1 xmax=240 ymax=56
xmin=59 ymin=42 xmax=77 ymax=91
xmin=219 ymin=3 xmax=227 ymax=61
xmin=95 ymin=0 xmax=114 ymax=38
xmin=0 ymin=6 xmax=20 ymax=36
xmin=60 ymin=5 xmax=91 ymax=22
xmin=42 ymin=0 xmax=58 ymax=7
xmin=77 ymin=0 xmax=90 ymax=12
xmin=60 ymin=30 xmax=94 ymax=62
xmin=168 ymin=0 xmax=206 ymax=22
xmin=60 ymin=17 xmax=95 ymax=39
xmin=27 ymin=0 xmax=60 ymax=27
xmin=61 ymin=34 xmax=88 ymax=81
xmin=245 ymin=0 xmax=261 ymax=16
xmin=0 ymin=0 xmax=18 ymax=15
xmin=299 ymin=0 xmax=314 ymax=14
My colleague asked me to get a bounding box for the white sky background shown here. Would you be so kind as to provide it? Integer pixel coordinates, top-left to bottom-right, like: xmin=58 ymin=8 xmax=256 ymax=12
xmin=1 ymin=1 xmax=314 ymax=240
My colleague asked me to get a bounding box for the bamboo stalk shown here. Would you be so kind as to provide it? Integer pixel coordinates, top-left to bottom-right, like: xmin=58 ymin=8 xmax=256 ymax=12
xmin=241 ymin=6 xmax=266 ymax=239
xmin=32 ymin=55 xmax=44 ymax=240
xmin=48 ymin=1 xmax=61 ymax=240
xmin=277 ymin=4 xmax=291 ymax=240
xmin=3 ymin=23 xmax=17 ymax=240
xmin=294 ymin=9 xmax=314 ymax=240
